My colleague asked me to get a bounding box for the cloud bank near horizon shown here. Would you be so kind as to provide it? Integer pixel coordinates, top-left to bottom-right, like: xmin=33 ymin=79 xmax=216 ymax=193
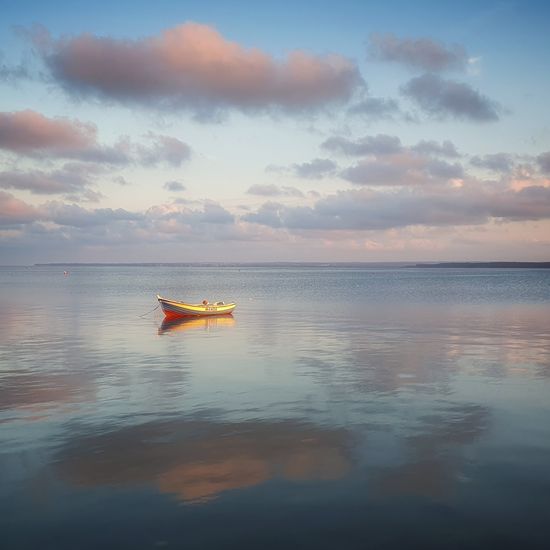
xmin=3 ymin=166 xmax=550 ymax=237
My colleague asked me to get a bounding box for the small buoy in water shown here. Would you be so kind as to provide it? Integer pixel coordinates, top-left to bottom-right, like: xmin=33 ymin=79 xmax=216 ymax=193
xmin=63 ymin=271 xmax=69 ymax=276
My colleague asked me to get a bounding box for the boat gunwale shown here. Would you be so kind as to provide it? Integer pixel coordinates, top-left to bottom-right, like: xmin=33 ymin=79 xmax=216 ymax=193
xmin=157 ymin=295 xmax=236 ymax=308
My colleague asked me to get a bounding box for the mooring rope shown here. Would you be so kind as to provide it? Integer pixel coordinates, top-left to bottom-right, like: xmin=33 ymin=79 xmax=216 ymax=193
xmin=138 ymin=303 xmax=160 ymax=318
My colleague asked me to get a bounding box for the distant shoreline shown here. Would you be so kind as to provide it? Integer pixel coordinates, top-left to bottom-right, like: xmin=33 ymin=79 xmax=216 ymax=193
xmin=408 ymin=262 xmax=550 ymax=269
xmin=26 ymin=261 xmax=550 ymax=269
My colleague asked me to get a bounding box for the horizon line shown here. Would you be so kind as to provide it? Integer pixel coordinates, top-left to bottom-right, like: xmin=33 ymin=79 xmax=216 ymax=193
xmin=1 ymin=260 xmax=546 ymax=268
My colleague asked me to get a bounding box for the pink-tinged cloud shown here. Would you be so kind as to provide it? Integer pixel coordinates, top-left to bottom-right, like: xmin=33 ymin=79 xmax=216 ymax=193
xmin=36 ymin=23 xmax=362 ymax=112
xmin=0 ymin=191 xmax=41 ymax=225
xmin=0 ymin=110 xmax=191 ymax=168
xmin=2 ymin=186 xmax=550 ymax=262
xmin=0 ymin=110 xmax=96 ymax=153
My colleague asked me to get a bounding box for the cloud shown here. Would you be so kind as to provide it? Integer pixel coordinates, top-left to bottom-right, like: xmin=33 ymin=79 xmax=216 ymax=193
xmin=426 ymin=159 xmax=464 ymax=179
xmin=401 ymin=73 xmax=501 ymax=121
xmin=280 ymin=186 xmax=305 ymax=197
xmin=342 ymin=156 xmax=420 ymax=186
xmin=72 ymin=138 xmax=134 ymax=164
xmin=45 ymin=202 xmax=143 ymax=227
xmin=471 ymin=153 xmax=514 ymax=173
xmin=411 ymin=140 xmax=460 ymax=158
xmin=84 ymin=133 xmax=191 ymax=166
xmin=0 ymin=192 xmax=237 ymax=249
xmin=537 ymin=152 xmax=550 ymax=175
xmin=341 ymin=150 xmax=463 ymax=186
xmin=4 ymin=178 xmax=550 ymax=260
xmin=293 ymin=134 xmax=465 ymax=187
xmin=164 ymin=180 xmax=186 ymax=192
xmin=488 ymin=185 xmax=550 ymax=220
xmin=0 ymin=134 xmax=191 ymax=201
xmin=0 ymin=50 xmax=29 ymax=84
xmin=247 ymin=184 xmax=281 ymax=196
xmin=0 ymin=164 xmax=97 ymax=196
xmin=137 ymin=133 xmax=191 ymax=166
xmin=0 ymin=111 xmax=192 ymax=168
xmin=369 ymin=33 xmax=468 ymax=72
xmin=322 ymin=134 xmax=403 ymax=156
xmin=242 ymin=201 xmax=285 ymax=228
xmin=147 ymin=200 xmax=235 ymax=227
xmin=243 ymin=189 xmax=482 ymax=230
xmin=0 ymin=190 xmax=41 ymax=226
xmin=34 ymin=22 xmax=362 ymax=113
xmin=0 ymin=62 xmax=29 ymax=83
xmin=244 ymin=183 xmax=550 ymax=232
xmin=293 ymin=158 xmax=337 ymax=179
xmin=347 ymin=97 xmax=401 ymax=119
xmin=247 ymin=184 xmax=304 ymax=197
xmin=113 ymin=175 xmax=131 ymax=186
xmin=0 ymin=110 xmax=96 ymax=153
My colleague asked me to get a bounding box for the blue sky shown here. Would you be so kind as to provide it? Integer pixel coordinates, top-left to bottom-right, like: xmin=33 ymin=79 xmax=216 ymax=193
xmin=1 ymin=0 xmax=550 ymax=263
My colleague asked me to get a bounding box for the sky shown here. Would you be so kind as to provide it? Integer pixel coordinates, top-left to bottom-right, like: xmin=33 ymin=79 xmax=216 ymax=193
xmin=1 ymin=0 xmax=550 ymax=264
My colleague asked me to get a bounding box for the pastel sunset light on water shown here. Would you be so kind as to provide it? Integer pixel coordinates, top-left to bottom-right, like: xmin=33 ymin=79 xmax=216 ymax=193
xmin=1 ymin=0 xmax=549 ymax=264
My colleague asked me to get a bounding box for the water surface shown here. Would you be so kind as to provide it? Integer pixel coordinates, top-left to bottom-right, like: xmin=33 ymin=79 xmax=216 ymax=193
xmin=1 ymin=266 xmax=549 ymax=548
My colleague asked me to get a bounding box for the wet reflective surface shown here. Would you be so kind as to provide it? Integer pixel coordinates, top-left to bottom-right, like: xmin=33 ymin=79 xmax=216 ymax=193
xmin=1 ymin=266 xmax=550 ymax=548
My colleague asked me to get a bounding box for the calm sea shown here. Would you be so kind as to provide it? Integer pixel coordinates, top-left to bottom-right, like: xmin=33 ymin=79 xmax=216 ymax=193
xmin=1 ymin=266 xmax=549 ymax=549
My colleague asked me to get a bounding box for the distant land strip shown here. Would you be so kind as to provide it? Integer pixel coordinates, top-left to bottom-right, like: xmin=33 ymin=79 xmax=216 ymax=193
xmin=408 ymin=262 xmax=550 ymax=269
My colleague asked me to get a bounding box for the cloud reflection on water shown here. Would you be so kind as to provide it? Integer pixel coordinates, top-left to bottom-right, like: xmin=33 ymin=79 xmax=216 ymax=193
xmin=375 ymin=404 xmax=489 ymax=499
xmin=55 ymin=417 xmax=351 ymax=504
xmin=294 ymin=305 xmax=550 ymax=395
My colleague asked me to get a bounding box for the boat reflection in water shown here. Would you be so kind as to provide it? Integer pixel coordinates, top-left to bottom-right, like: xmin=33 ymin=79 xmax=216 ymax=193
xmin=158 ymin=314 xmax=236 ymax=335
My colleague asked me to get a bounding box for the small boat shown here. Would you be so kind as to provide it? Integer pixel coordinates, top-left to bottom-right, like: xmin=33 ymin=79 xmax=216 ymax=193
xmin=157 ymin=295 xmax=236 ymax=319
